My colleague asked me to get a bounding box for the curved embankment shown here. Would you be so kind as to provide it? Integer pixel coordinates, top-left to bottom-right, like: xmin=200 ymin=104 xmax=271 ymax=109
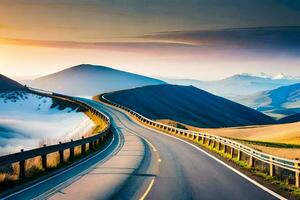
xmin=0 ymin=94 xmax=152 ymax=200
xmin=99 ymin=93 xmax=299 ymax=198
xmin=0 ymin=88 xmax=113 ymax=196
xmin=43 ymin=98 xmax=154 ymax=200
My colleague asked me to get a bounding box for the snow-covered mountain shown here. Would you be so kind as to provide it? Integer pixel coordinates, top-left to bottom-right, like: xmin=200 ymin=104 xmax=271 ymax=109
xmin=246 ymin=72 xmax=300 ymax=80
xmin=29 ymin=64 xmax=166 ymax=96
xmin=164 ymin=73 xmax=300 ymax=99
xmin=0 ymin=74 xmax=95 ymax=155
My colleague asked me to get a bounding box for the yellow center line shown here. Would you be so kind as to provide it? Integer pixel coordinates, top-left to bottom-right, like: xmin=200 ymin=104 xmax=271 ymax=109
xmin=139 ymin=178 xmax=155 ymax=200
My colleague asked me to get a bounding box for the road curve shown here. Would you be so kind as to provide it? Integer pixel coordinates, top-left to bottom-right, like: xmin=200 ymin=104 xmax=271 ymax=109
xmin=0 ymin=121 xmax=121 ymax=200
xmin=90 ymin=99 xmax=281 ymax=200
xmin=1 ymin=97 xmax=282 ymax=200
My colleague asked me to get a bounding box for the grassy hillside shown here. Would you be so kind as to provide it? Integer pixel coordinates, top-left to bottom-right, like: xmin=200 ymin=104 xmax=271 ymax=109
xmin=105 ymin=84 xmax=276 ymax=128
xmin=30 ymin=64 xmax=165 ymax=96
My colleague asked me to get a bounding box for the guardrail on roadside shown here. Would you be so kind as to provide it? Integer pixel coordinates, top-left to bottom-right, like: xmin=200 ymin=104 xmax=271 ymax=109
xmin=0 ymin=88 xmax=111 ymax=180
xmin=100 ymin=94 xmax=300 ymax=188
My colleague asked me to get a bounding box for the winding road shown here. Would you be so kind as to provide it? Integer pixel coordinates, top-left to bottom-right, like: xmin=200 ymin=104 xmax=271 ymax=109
xmin=1 ymin=98 xmax=283 ymax=200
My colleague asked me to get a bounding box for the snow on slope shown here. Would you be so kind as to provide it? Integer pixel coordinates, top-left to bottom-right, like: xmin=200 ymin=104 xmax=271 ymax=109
xmin=0 ymin=91 xmax=95 ymax=156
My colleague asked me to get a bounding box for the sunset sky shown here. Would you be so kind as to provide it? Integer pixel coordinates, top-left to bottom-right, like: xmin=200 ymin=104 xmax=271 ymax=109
xmin=1 ymin=0 xmax=300 ymax=80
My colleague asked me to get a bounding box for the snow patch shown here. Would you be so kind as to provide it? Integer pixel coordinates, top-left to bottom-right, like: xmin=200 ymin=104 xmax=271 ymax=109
xmin=0 ymin=91 xmax=95 ymax=156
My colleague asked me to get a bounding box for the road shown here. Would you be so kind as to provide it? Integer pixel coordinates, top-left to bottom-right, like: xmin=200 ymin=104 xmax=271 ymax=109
xmin=82 ymin=99 xmax=281 ymax=200
xmin=1 ymin=98 xmax=282 ymax=200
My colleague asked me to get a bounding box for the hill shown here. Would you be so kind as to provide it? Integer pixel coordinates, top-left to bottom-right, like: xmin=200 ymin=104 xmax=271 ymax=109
xmin=0 ymin=74 xmax=25 ymax=93
xmin=104 ymin=84 xmax=276 ymax=128
xmin=238 ymin=83 xmax=300 ymax=119
xmin=278 ymin=113 xmax=300 ymax=124
xmin=164 ymin=74 xmax=299 ymax=99
xmin=30 ymin=64 xmax=165 ymax=96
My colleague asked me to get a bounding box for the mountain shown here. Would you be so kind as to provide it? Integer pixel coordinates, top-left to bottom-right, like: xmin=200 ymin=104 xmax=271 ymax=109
xmin=164 ymin=74 xmax=299 ymax=99
xmin=0 ymin=74 xmax=25 ymax=93
xmin=278 ymin=113 xmax=300 ymax=124
xmin=30 ymin=64 xmax=166 ymax=96
xmin=104 ymin=84 xmax=276 ymax=128
xmin=238 ymin=83 xmax=300 ymax=119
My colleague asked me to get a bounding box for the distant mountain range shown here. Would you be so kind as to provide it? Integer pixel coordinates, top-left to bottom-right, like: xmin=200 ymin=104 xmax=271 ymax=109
xmin=238 ymin=83 xmax=300 ymax=119
xmin=29 ymin=64 xmax=166 ymax=96
xmin=104 ymin=84 xmax=276 ymax=128
xmin=164 ymin=74 xmax=300 ymax=99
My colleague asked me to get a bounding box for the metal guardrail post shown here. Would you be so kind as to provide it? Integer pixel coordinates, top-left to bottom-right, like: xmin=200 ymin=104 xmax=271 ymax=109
xmin=218 ymin=142 xmax=222 ymax=151
xmin=59 ymin=142 xmax=64 ymax=163
xmin=19 ymin=149 xmax=26 ymax=180
xmin=295 ymin=158 xmax=300 ymax=188
xmin=249 ymin=155 xmax=254 ymax=167
xmin=208 ymin=139 xmax=212 ymax=146
xmin=237 ymin=150 xmax=241 ymax=161
xmin=212 ymin=140 xmax=216 ymax=148
xmin=41 ymin=144 xmax=47 ymax=169
xmin=230 ymin=147 xmax=234 ymax=159
xmin=198 ymin=136 xmax=202 ymax=142
xmin=89 ymin=142 xmax=94 ymax=150
xmin=269 ymin=157 xmax=275 ymax=177
xmin=223 ymin=144 xmax=227 ymax=153
xmin=70 ymin=144 xmax=75 ymax=161
xmin=59 ymin=150 xmax=64 ymax=163
xmin=193 ymin=134 xmax=197 ymax=140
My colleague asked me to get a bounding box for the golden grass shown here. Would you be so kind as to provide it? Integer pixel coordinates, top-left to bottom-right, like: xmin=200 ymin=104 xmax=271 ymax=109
xmin=248 ymin=144 xmax=300 ymax=159
xmin=202 ymin=122 xmax=300 ymax=145
xmin=157 ymin=119 xmax=300 ymax=159
xmin=84 ymin=109 xmax=107 ymax=135
xmin=158 ymin=119 xmax=300 ymax=144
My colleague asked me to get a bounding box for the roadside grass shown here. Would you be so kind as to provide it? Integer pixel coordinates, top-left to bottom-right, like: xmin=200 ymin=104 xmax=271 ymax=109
xmin=194 ymin=139 xmax=300 ymax=199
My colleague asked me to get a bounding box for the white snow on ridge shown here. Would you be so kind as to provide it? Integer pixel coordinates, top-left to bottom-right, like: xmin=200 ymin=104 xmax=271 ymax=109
xmin=240 ymin=72 xmax=300 ymax=80
xmin=0 ymin=91 xmax=95 ymax=156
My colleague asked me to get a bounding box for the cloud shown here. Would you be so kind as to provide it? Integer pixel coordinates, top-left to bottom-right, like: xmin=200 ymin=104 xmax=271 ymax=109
xmin=0 ymin=37 xmax=195 ymax=51
xmin=139 ymin=26 xmax=300 ymax=52
xmin=1 ymin=26 xmax=300 ymax=59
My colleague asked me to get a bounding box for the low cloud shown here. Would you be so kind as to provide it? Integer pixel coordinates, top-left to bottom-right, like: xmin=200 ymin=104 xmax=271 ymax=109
xmin=139 ymin=26 xmax=300 ymax=52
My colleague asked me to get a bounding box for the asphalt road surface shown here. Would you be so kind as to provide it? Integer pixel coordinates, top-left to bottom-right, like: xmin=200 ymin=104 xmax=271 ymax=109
xmin=1 ymin=98 xmax=282 ymax=200
xmin=85 ymin=99 xmax=281 ymax=200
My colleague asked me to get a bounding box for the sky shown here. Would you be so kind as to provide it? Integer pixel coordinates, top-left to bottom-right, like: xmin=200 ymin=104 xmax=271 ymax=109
xmin=1 ymin=0 xmax=300 ymax=80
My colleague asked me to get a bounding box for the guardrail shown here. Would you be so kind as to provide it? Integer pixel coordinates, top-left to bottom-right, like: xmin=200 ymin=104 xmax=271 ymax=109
xmin=0 ymin=88 xmax=111 ymax=180
xmin=100 ymin=94 xmax=300 ymax=188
